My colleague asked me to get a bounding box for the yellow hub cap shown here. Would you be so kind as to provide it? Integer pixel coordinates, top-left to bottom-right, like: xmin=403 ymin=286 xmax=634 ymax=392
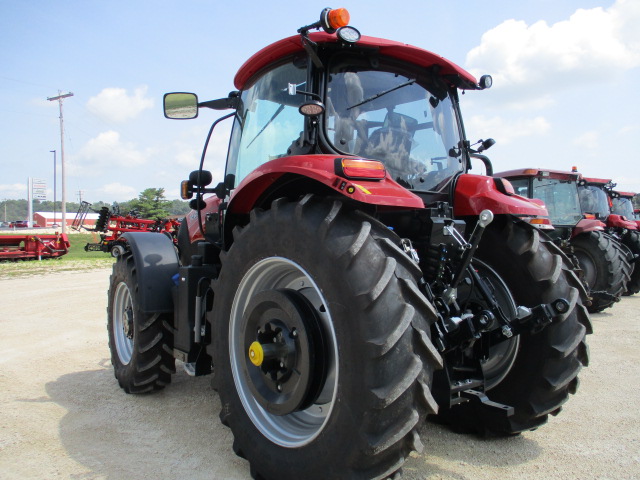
xmin=248 ymin=341 xmax=264 ymax=367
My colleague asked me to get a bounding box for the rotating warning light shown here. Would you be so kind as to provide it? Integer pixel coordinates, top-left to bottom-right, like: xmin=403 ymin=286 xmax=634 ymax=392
xmin=323 ymin=8 xmax=350 ymax=32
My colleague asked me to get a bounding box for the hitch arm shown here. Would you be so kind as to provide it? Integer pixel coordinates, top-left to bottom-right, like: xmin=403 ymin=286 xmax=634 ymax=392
xmin=449 ymin=210 xmax=494 ymax=290
xmin=507 ymin=298 xmax=571 ymax=336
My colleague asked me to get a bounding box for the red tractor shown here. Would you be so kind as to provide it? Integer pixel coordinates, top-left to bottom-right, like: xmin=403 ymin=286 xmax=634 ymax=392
xmin=580 ymin=180 xmax=639 ymax=295
xmin=106 ymin=9 xmax=591 ymax=479
xmin=497 ymin=168 xmax=632 ymax=311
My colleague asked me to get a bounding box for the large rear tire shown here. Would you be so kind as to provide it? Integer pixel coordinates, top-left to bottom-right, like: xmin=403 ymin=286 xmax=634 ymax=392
xmin=107 ymin=252 xmax=175 ymax=393
xmin=571 ymin=231 xmax=630 ymax=312
xmin=435 ymin=217 xmax=591 ymax=434
xmin=210 ymin=195 xmax=442 ymax=480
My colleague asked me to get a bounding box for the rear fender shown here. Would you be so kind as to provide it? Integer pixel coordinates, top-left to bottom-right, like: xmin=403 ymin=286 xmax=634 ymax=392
xmin=122 ymin=232 xmax=179 ymax=314
xmin=226 ymin=155 xmax=424 ymax=215
xmin=454 ymin=174 xmax=549 ymax=217
xmin=606 ymin=214 xmax=638 ymax=231
xmin=572 ymin=219 xmax=606 ymax=238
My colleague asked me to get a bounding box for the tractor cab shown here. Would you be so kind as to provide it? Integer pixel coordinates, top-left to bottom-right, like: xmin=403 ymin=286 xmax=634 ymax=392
xmin=165 ymin=8 xmax=494 ymax=217
xmin=611 ymin=191 xmax=639 ymax=228
xmin=579 ymin=177 xmax=613 ymax=221
xmin=582 ymin=178 xmax=638 ymax=231
xmin=496 ymin=168 xmax=585 ymax=239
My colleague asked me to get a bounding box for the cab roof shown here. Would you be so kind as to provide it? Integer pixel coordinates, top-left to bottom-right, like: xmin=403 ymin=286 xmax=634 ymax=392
xmin=234 ymin=32 xmax=478 ymax=91
xmin=614 ymin=191 xmax=637 ymax=198
xmin=496 ymin=168 xmax=581 ymax=181
xmin=583 ymin=177 xmax=612 ymax=185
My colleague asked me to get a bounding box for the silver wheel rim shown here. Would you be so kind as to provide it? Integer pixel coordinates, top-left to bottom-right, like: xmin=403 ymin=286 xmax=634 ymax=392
xmin=479 ymin=265 xmax=519 ymax=391
xmin=230 ymin=257 xmax=338 ymax=447
xmin=113 ymin=281 xmax=134 ymax=365
xmin=461 ymin=261 xmax=520 ymax=391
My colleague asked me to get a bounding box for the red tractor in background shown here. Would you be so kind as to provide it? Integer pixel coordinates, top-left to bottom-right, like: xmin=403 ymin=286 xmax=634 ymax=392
xmin=579 ymin=179 xmax=639 ymax=295
xmin=73 ymin=201 xmax=180 ymax=257
xmin=498 ymin=168 xmax=632 ymax=311
xmin=106 ymin=9 xmax=591 ymax=479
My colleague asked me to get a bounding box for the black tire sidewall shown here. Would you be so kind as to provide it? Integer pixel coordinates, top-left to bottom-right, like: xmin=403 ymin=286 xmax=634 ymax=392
xmin=211 ymin=198 xmax=438 ymax=479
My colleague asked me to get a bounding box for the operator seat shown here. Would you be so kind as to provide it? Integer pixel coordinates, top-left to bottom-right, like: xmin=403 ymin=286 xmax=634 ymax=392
xmin=363 ymin=112 xmax=417 ymax=180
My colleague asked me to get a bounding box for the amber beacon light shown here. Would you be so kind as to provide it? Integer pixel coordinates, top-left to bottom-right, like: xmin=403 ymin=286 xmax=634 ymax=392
xmin=325 ymin=8 xmax=350 ymax=30
xmin=299 ymin=7 xmax=351 ymax=35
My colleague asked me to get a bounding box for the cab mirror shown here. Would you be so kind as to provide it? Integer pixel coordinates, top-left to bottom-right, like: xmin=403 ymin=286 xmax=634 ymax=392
xmin=164 ymin=92 xmax=198 ymax=119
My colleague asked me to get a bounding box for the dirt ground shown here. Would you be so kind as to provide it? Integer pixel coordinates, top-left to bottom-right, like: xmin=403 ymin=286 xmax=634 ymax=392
xmin=0 ymin=268 xmax=638 ymax=480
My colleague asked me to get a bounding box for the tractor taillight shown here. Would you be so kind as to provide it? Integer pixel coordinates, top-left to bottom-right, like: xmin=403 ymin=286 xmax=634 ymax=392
xmin=327 ymin=8 xmax=350 ymax=29
xmin=337 ymin=158 xmax=386 ymax=180
xmin=524 ymin=217 xmax=554 ymax=230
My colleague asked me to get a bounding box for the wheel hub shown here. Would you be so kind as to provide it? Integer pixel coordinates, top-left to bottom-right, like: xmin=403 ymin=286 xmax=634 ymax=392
xmin=242 ymin=288 xmax=327 ymax=416
xmin=123 ymin=306 xmax=134 ymax=339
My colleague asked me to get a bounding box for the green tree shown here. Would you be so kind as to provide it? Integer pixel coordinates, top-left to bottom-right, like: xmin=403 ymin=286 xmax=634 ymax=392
xmin=168 ymin=198 xmax=190 ymax=216
xmin=131 ymin=188 xmax=171 ymax=219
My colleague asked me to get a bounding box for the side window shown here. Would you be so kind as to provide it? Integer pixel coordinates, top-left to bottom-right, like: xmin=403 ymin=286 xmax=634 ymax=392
xmin=226 ymin=62 xmax=307 ymax=187
xmin=509 ymin=178 xmax=530 ymax=197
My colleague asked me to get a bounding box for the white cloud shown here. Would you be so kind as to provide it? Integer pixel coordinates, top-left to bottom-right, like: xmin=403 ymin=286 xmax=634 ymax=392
xmin=97 ymin=183 xmax=138 ymax=201
xmin=73 ymin=130 xmax=152 ymax=174
xmin=0 ymin=183 xmax=27 ymax=199
xmin=573 ymin=131 xmax=599 ymax=150
xmin=87 ymin=86 xmax=154 ymax=123
xmin=466 ymin=115 xmax=550 ymax=145
xmin=466 ymin=0 xmax=640 ymax=98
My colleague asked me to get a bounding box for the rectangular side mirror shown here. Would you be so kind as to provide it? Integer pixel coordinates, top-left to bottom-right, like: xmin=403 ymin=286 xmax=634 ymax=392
xmin=164 ymin=92 xmax=198 ymax=119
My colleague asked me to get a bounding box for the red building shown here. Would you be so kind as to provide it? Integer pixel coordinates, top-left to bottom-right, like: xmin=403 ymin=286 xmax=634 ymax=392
xmin=33 ymin=212 xmax=99 ymax=228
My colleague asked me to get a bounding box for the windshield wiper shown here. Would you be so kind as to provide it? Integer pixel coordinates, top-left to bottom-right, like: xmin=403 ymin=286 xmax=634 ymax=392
xmin=246 ymin=104 xmax=285 ymax=148
xmin=347 ymin=79 xmax=416 ymax=110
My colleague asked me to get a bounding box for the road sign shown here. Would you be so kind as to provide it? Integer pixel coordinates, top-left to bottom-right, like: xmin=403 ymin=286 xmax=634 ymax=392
xmin=32 ymin=179 xmax=47 ymax=200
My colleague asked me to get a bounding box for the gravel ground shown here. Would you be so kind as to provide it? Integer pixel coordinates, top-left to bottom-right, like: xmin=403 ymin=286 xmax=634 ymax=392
xmin=0 ymin=268 xmax=638 ymax=480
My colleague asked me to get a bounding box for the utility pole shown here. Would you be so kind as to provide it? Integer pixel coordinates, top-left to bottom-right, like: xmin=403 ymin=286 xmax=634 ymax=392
xmin=50 ymin=150 xmax=57 ymax=226
xmin=47 ymin=91 xmax=73 ymax=233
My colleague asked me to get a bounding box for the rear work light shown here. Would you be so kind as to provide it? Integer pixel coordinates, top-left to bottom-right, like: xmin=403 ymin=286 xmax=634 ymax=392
xmin=335 ymin=158 xmax=386 ymax=180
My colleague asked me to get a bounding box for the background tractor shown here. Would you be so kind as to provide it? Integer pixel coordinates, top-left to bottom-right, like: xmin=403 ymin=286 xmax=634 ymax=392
xmin=106 ymin=8 xmax=591 ymax=480
xmin=580 ymin=180 xmax=639 ymax=295
xmin=498 ymin=168 xmax=631 ymax=311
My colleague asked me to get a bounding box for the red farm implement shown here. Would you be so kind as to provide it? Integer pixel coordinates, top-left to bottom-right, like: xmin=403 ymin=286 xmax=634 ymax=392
xmin=0 ymin=233 xmax=70 ymax=261
xmin=73 ymin=201 xmax=180 ymax=257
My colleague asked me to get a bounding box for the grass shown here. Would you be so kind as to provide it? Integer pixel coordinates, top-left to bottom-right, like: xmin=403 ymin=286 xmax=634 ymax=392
xmin=0 ymin=232 xmax=115 ymax=278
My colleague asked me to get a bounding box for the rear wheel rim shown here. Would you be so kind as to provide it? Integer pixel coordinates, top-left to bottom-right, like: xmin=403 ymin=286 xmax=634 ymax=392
xmin=573 ymin=249 xmax=597 ymax=287
xmin=112 ymin=281 xmax=134 ymax=365
xmin=229 ymin=257 xmax=338 ymax=448
xmin=459 ymin=261 xmax=520 ymax=391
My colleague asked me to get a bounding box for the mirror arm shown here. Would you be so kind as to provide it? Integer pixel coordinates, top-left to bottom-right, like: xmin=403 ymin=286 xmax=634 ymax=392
xmin=199 ymin=92 xmax=241 ymax=110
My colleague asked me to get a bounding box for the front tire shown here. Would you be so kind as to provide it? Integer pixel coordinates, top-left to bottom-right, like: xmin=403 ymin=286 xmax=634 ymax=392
xmin=107 ymin=252 xmax=175 ymax=393
xmin=210 ymin=195 xmax=442 ymax=480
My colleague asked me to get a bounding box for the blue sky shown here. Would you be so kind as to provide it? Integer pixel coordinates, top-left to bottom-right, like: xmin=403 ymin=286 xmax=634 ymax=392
xmin=1 ymin=0 xmax=638 ymax=204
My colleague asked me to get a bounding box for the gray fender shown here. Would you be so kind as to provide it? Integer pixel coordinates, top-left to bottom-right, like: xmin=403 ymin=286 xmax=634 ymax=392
xmin=122 ymin=232 xmax=179 ymax=314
